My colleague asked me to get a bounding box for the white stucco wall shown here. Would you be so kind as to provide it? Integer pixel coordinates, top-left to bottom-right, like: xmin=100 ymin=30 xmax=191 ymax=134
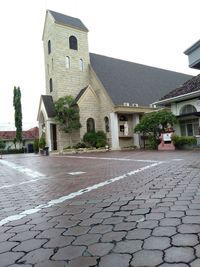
xmin=171 ymin=98 xmax=200 ymax=116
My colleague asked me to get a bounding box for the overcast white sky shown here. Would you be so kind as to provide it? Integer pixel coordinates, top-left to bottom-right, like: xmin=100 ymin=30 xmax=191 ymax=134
xmin=0 ymin=0 xmax=200 ymax=130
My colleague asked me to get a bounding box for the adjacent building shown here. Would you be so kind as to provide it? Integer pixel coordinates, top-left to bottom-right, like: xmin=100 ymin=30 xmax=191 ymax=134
xmin=38 ymin=10 xmax=192 ymax=151
xmin=0 ymin=127 xmax=39 ymax=151
xmin=154 ymin=41 xmax=200 ymax=137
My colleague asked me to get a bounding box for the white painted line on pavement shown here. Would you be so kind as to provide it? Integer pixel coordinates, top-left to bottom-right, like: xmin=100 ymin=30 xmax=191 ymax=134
xmin=0 ymin=178 xmax=48 ymax=190
xmin=0 ymin=161 xmax=163 ymax=226
xmin=0 ymin=160 xmax=47 ymax=189
xmin=57 ymin=155 xmax=159 ymax=163
xmin=68 ymin=171 xmax=86 ymax=175
xmin=0 ymin=160 xmax=46 ymax=178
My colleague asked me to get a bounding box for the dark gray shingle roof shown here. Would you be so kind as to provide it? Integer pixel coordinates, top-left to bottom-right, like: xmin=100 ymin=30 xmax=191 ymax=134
xmin=160 ymin=74 xmax=200 ymax=100
xmin=74 ymin=86 xmax=88 ymax=103
xmin=90 ymin=53 xmax=193 ymax=106
xmin=41 ymin=95 xmax=56 ymax=117
xmin=49 ymin=10 xmax=88 ymax=32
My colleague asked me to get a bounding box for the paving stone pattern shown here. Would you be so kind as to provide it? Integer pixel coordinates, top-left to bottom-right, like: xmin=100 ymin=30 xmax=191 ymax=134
xmin=0 ymin=151 xmax=200 ymax=266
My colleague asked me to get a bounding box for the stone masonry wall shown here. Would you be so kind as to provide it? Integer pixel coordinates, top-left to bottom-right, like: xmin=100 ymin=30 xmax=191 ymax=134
xmin=78 ymin=87 xmax=100 ymax=140
xmin=89 ymin=67 xmax=114 ymax=146
xmin=56 ymin=127 xmax=80 ymax=151
xmin=43 ymin=12 xmax=90 ymax=101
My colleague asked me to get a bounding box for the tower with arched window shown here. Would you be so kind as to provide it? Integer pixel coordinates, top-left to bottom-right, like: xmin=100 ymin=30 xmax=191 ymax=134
xmin=42 ymin=10 xmax=90 ymax=100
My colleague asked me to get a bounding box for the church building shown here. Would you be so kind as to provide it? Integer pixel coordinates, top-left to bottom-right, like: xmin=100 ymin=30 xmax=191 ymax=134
xmin=37 ymin=10 xmax=192 ymax=151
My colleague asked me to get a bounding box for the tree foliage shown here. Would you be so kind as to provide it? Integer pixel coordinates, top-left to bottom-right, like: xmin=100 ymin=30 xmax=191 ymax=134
xmin=13 ymin=86 xmax=23 ymax=143
xmin=134 ymin=109 xmax=177 ymax=138
xmin=134 ymin=109 xmax=177 ymax=150
xmin=0 ymin=139 xmax=6 ymax=150
xmin=54 ymin=95 xmax=81 ymax=134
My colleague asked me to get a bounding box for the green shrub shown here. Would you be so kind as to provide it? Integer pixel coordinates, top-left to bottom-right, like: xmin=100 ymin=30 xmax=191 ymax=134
xmin=33 ymin=138 xmax=39 ymax=153
xmin=39 ymin=135 xmax=46 ymax=149
xmin=64 ymin=146 xmax=72 ymax=149
xmin=74 ymin=142 xmax=87 ymax=149
xmin=83 ymin=132 xmax=97 ymax=147
xmin=83 ymin=131 xmax=107 ymax=148
xmin=172 ymin=135 xmax=197 ymax=148
xmin=1 ymin=148 xmax=24 ymax=154
xmin=95 ymin=131 xmax=107 ymax=148
xmin=0 ymin=139 xmax=6 ymax=150
xmin=148 ymin=136 xmax=159 ymax=150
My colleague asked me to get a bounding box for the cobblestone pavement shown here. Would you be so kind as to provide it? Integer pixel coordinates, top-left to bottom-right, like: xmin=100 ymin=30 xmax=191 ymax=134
xmin=0 ymin=150 xmax=200 ymax=266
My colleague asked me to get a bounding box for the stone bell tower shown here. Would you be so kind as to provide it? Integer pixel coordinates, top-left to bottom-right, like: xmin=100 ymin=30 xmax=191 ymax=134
xmin=42 ymin=10 xmax=90 ymax=101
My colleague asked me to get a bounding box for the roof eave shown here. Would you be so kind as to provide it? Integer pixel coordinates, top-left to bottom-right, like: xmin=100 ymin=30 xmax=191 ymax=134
xmin=153 ymin=90 xmax=200 ymax=105
xmin=188 ymin=58 xmax=200 ymax=70
xmin=184 ymin=40 xmax=200 ymax=55
xmin=114 ymin=105 xmax=160 ymax=114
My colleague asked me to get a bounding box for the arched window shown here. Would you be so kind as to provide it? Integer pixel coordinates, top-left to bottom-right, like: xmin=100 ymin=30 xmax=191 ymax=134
xmin=66 ymin=56 xmax=70 ymax=68
xmin=51 ymin=58 xmax=54 ymax=71
xmin=87 ymin=118 xmax=95 ymax=132
xmin=104 ymin=116 xmax=109 ymax=132
xmin=48 ymin=40 xmax=51 ymax=54
xmin=69 ymin=36 xmax=78 ymax=50
xmin=49 ymin=78 xmax=53 ymax=92
xmin=79 ymin=59 xmax=83 ymax=71
xmin=180 ymin=104 xmax=197 ymax=115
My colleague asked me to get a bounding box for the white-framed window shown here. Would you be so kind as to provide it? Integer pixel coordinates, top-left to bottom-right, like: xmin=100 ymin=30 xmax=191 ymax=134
xmin=180 ymin=119 xmax=199 ymax=136
xmin=180 ymin=104 xmax=197 ymax=115
xmin=66 ymin=56 xmax=70 ymax=69
xmin=79 ymin=59 xmax=83 ymax=71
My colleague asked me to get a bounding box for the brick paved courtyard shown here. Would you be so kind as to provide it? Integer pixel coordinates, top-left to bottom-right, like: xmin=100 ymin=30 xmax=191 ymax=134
xmin=0 ymin=150 xmax=200 ymax=266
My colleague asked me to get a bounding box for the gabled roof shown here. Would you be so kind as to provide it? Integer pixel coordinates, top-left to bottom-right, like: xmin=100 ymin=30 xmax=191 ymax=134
xmin=74 ymin=86 xmax=88 ymax=103
xmin=90 ymin=53 xmax=193 ymax=106
xmin=160 ymin=74 xmax=200 ymax=101
xmin=48 ymin=10 xmax=88 ymax=32
xmin=41 ymin=95 xmax=56 ymax=117
xmin=0 ymin=127 xmax=39 ymax=141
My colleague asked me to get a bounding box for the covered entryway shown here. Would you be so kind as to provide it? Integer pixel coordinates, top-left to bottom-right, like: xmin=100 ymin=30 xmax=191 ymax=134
xmin=51 ymin=124 xmax=57 ymax=150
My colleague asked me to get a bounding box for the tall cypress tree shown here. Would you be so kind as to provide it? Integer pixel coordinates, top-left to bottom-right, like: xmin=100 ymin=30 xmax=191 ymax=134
xmin=13 ymin=86 xmax=23 ymax=143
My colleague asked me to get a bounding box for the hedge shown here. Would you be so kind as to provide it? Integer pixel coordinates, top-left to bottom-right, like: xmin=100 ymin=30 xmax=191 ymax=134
xmin=172 ymin=135 xmax=197 ymax=148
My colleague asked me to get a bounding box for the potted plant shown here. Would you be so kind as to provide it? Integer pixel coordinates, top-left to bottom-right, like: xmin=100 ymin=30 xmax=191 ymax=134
xmin=39 ymin=135 xmax=46 ymax=155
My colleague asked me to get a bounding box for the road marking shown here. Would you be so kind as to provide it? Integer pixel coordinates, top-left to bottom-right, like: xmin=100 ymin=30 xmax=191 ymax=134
xmin=68 ymin=171 xmax=86 ymax=175
xmin=57 ymin=155 xmax=159 ymax=163
xmin=0 ymin=160 xmax=47 ymax=189
xmin=0 ymin=161 xmax=163 ymax=226
xmin=0 ymin=178 xmax=49 ymax=190
xmin=0 ymin=160 xmax=45 ymax=178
